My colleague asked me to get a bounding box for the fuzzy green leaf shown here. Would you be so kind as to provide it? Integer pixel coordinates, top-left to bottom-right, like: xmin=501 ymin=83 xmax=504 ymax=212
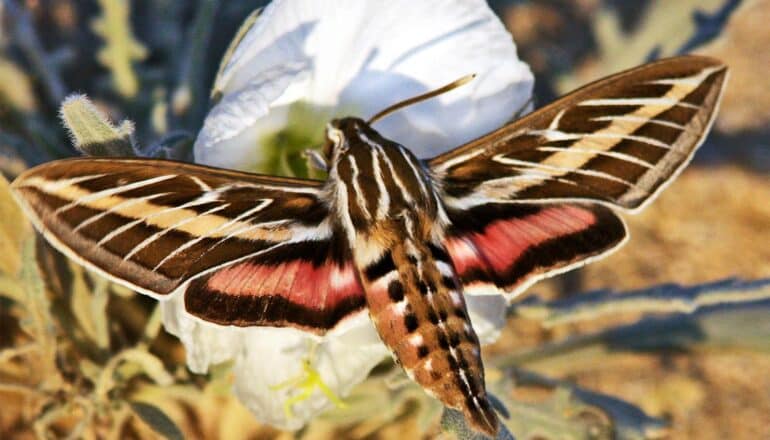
xmin=0 ymin=58 xmax=37 ymax=112
xmin=17 ymin=237 xmax=61 ymax=387
xmin=123 ymin=349 xmax=174 ymax=386
xmin=0 ymin=274 xmax=27 ymax=304
xmin=498 ymin=296 xmax=770 ymax=374
xmin=97 ymin=349 xmax=174 ymax=400
xmin=59 ymin=94 xmax=137 ymax=156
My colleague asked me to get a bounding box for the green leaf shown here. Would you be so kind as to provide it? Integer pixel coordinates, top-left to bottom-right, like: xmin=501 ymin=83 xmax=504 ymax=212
xmin=69 ymin=264 xmax=110 ymax=350
xmin=91 ymin=0 xmax=147 ymax=97
xmin=499 ymin=290 xmax=770 ymax=373
xmin=0 ymin=58 xmax=37 ymax=112
xmin=568 ymin=385 xmax=668 ymax=440
xmin=120 ymin=349 xmax=174 ymax=386
xmin=170 ymin=0 xmax=221 ymax=130
xmin=0 ymin=172 xmax=32 ymax=276
xmin=97 ymin=349 xmax=173 ymax=400
xmin=129 ymin=401 xmax=185 ymax=440
xmin=59 ymin=94 xmax=137 ymax=156
xmin=17 ymin=237 xmax=61 ymax=386
xmin=512 ymin=279 xmax=770 ymax=328
xmin=18 ymin=238 xmax=53 ymax=340
xmin=0 ymin=274 xmax=26 ymax=304
xmin=493 ymin=370 xmax=666 ymax=440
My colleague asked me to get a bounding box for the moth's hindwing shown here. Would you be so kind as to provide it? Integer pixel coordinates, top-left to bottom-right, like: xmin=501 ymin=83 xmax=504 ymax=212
xmin=11 ymin=158 xmax=365 ymax=333
xmin=431 ymin=55 xmax=728 ymax=212
xmin=443 ymin=203 xmax=627 ymax=300
xmin=185 ymin=233 xmax=366 ymax=333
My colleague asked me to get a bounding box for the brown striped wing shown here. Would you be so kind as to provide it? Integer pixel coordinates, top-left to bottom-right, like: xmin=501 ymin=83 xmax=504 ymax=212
xmin=430 ymin=55 xmax=728 ymax=212
xmin=431 ymin=55 xmax=726 ymax=300
xmin=12 ymin=158 xmax=366 ymax=332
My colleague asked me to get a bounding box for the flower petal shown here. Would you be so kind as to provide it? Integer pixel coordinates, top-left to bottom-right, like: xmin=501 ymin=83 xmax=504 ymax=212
xmin=160 ymin=294 xmax=244 ymax=373
xmin=195 ymin=61 xmax=311 ymax=168
xmin=196 ymin=0 xmax=533 ymax=168
xmin=232 ymin=312 xmax=389 ymax=430
xmin=463 ymin=292 xmax=508 ymax=344
xmin=184 ymin=0 xmax=535 ymax=429
xmin=162 ymin=293 xmax=390 ymax=430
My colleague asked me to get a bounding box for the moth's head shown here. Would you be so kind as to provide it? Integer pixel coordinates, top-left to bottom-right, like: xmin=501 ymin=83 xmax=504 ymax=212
xmin=322 ymin=117 xmax=369 ymax=164
xmin=321 ymin=75 xmax=475 ymax=168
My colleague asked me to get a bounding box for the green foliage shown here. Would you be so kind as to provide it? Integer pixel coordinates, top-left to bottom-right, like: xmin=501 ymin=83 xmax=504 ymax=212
xmin=558 ymin=0 xmax=730 ymax=93
xmin=60 ymin=94 xmax=137 ymax=156
xmin=69 ymin=263 xmax=110 ymax=350
xmin=512 ymin=279 xmax=770 ymax=328
xmin=440 ymin=407 xmax=515 ymax=440
xmin=498 ymin=370 xmax=668 ymax=440
xmin=0 ymin=58 xmax=37 ymax=113
xmin=0 ymin=173 xmax=195 ymax=438
xmin=0 ymin=174 xmax=32 ymax=275
xmin=258 ymin=103 xmax=329 ymax=178
xmin=170 ymin=0 xmax=221 ymax=131
xmin=92 ymin=0 xmax=148 ymax=98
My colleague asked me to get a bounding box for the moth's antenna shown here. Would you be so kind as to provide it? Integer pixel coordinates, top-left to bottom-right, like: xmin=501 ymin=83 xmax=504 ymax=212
xmin=367 ymin=74 xmax=476 ymax=125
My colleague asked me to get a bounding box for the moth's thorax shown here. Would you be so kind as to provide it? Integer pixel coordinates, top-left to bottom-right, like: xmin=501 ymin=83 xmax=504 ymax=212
xmin=325 ymin=117 xmax=497 ymax=435
xmin=326 ymin=117 xmax=440 ymax=234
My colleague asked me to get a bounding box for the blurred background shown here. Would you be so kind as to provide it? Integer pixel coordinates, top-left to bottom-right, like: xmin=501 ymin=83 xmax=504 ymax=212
xmin=0 ymin=0 xmax=768 ymax=438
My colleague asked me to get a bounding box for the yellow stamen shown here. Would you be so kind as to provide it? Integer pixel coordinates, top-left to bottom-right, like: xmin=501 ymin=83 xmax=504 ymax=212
xmin=269 ymin=348 xmax=347 ymax=420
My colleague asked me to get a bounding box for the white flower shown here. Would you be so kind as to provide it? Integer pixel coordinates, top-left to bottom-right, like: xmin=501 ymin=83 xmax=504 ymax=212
xmin=167 ymin=0 xmax=533 ymax=431
xmin=161 ymin=296 xmax=389 ymax=430
xmin=195 ymin=0 xmax=533 ymax=169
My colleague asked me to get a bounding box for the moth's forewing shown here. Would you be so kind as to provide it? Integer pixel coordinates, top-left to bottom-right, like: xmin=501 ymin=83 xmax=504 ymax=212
xmin=431 ymin=55 xmax=728 ymax=211
xmin=431 ymin=55 xmax=727 ymax=300
xmin=11 ymin=158 xmax=365 ymax=333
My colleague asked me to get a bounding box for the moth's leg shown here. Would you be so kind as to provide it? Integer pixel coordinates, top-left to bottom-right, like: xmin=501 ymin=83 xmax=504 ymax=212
xmin=304 ymin=149 xmax=329 ymax=172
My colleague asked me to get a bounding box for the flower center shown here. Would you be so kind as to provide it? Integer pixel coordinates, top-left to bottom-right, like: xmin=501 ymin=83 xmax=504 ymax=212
xmin=270 ymin=356 xmax=347 ymax=420
xmin=256 ymin=102 xmax=325 ymax=178
xmin=256 ymin=101 xmax=358 ymax=178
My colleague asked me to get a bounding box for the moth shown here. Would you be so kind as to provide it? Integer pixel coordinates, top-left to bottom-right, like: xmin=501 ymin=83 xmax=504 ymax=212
xmin=11 ymin=55 xmax=727 ymax=436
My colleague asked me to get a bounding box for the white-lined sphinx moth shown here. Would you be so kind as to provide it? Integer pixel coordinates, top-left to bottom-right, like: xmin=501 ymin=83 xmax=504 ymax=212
xmin=11 ymin=55 xmax=727 ymax=436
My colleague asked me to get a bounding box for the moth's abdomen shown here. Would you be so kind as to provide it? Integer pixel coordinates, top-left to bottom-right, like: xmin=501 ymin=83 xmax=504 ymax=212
xmin=360 ymin=240 xmax=498 ymax=436
xmin=329 ymin=118 xmax=497 ymax=433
